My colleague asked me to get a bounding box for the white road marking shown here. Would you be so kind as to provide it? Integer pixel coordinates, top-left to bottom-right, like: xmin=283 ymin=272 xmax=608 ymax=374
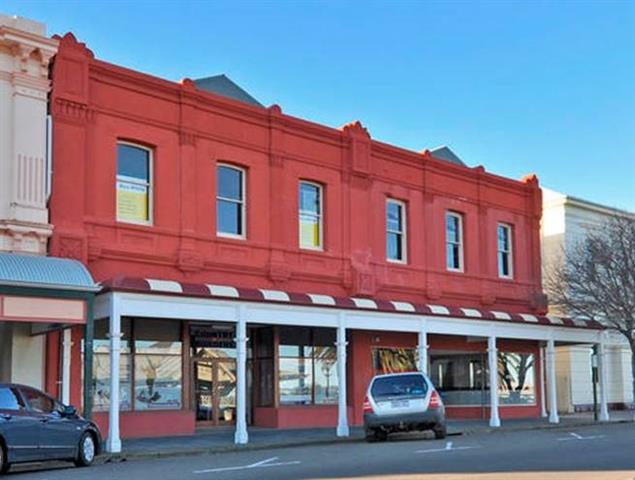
xmin=416 ymin=441 xmax=480 ymax=454
xmin=193 ymin=456 xmax=301 ymax=474
xmin=557 ymin=432 xmax=606 ymax=441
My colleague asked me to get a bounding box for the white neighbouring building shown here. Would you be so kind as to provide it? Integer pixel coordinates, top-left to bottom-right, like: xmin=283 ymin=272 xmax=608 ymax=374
xmin=542 ymin=188 xmax=634 ymax=413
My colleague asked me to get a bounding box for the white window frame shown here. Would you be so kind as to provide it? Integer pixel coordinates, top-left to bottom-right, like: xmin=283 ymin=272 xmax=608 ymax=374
xmin=386 ymin=199 xmax=407 ymax=264
xmin=446 ymin=211 xmax=464 ymax=272
xmin=116 ymin=141 xmax=153 ymax=226
xmin=497 ymin=223 xmax=514 ymax=279
xmin=216 ymin=163 xmax=246 ymax=240
xmin=298 ymin=181 xmax=324 ymax=251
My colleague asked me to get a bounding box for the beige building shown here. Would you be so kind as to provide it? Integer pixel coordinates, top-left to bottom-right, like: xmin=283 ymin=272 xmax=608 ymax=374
xmin=542 ymin=188 xmax=634 ymax=412
xmin=0 ymin=15 xmax=59 ymax=390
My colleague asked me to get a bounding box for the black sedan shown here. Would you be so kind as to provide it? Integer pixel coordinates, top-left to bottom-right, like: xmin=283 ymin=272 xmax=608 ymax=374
xmin=0 ymin=384 xmax=101 ymax=474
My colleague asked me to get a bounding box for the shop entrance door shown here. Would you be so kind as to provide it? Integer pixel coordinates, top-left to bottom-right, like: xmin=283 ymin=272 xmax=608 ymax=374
xmin=194 ymin=358 xmax=237 ymax=426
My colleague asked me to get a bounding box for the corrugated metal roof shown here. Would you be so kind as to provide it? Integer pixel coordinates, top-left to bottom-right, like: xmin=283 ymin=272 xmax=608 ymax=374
xmin=193 ymin=74 xmax=264 ymax=108
xmin=0 ymin=253 xmax=97 ymax=291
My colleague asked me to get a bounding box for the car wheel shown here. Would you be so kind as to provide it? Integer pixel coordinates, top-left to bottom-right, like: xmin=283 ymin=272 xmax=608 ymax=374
xmin=375 ymin=429 xmax=388 ymax=442
xmin=365 ymin=428 xmax=378 ymax=443
xmin=433 ymin=424 xmax=447 ymax=439
xmin=0 ymin=442 xmax=9 ymax=475
xmin=75 ymin=432 xmax=96 ymax=467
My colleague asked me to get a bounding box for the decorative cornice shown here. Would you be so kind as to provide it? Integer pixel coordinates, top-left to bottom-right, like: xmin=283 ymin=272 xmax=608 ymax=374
xmin=179 ymin=130 xmax=196 ymax=147
xmin=53 ymin=97 xmax=95 ymax=123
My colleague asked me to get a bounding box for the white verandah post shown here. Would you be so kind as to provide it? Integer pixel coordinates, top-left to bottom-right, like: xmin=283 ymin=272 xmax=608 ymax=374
xmin=598 ymin=334 xmax=610 ymax=422
xmin=417 ymin=322 xmax=428 ymax=375
xmin=61 ymin=328 xmax=72 ymax=405
xmin=234 ymin=305 xmax=249 ymax=444
xmin=106 ymin=293 xmax=122 ymax=453
xmin=547 ymin=338 xmax=560 ymax=424
xmin=540 ymin=344 xmax=548 ymax=418
xmin=488 ymin=335 xmax=501 ymax=428
xmin=336 ymin=313 xmax=349 ymax=437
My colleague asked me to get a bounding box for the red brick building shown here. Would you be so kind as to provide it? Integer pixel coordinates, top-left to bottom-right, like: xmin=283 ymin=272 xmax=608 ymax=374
xmin=46 ymin=33 xmax=605 ymax=452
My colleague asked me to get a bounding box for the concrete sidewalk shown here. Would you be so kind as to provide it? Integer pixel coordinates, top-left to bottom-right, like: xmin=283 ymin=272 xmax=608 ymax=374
xmin=105 ymin=411 xmax=633 ymax=462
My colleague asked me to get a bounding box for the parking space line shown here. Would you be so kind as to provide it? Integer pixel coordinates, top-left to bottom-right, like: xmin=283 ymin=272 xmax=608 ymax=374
xmin=557 ymin=432 xmax=606 ymax=441
xmin=416 ymin=441 xmax=481 ymax=454
xmin=193 ymin=456 xmax=301 ymax=474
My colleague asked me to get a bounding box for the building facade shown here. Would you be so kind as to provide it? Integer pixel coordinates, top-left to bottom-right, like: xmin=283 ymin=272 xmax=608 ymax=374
xmin=542 ymin=188 xmax=634 ymax=412
xmin=45 ymin=32 xmax=610 ymax=452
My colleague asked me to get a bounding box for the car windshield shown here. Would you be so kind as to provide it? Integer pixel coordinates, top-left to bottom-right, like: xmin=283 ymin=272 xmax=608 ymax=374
xmin=371 ymin=374 xmax=428 ymax=400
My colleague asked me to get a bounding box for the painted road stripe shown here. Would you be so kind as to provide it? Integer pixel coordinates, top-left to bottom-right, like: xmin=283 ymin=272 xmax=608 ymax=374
xmin=193 ymin=456 xmax=301 ymax=474
xmin=557 ymin=432 xmax=606 ymax=441
xmin=416 ymin=441 xmax=480 ymax=454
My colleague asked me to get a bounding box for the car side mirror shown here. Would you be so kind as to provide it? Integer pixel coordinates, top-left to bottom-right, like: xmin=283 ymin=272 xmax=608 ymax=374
xmin=62 ymin=405 xmax=77 ymax=418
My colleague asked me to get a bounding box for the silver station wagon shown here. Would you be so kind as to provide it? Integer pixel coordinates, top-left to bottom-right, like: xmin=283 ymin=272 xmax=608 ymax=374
xmin=363 ymin=372 xmax=447 ymax=442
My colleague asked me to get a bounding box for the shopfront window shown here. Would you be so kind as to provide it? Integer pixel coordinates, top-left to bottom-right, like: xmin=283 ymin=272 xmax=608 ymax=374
xmin=373 ymin=347 xmax=417 ymax=374
xmin=429 ymin=351 xmax=536 ymax=406
xmin=91 ymin=318 xmax=182 ymax=412
xmin=498 ymin=352 xmax=535 ymax=405
xmin=278 ymin=327 xmax=337 ymax=405
xmin=134 ymin=320 xmax=182 ymax=410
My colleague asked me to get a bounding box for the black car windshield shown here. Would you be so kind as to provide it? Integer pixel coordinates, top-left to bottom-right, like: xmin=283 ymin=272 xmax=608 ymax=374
xmin=371 ymin=374 xmax=428 ymax=400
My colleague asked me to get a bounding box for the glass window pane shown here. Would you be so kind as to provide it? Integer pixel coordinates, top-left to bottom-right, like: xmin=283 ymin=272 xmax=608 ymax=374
xmin=387 ymin=232 xmax=402 ymax=260
xmin=92 ymin=353 xmax=132 ymax=411
xmin=217 ymin=199 xmax=242 ymax=235
xmin=134 ymin=354 xmax=183 ymax=410
xmin=314 ymin=347 xmax=338 ymax=404
xmin=447 ymin=215 xmax=459 ymax=243
xmin=299 ymin=183 xmax=320 ymax=214
xmin=0 ymin=387 xmax=24 ymax=411
xmin=373 ymin=348 xmax=417 ymax=374
xmin=430 ymin=352 xmax=488 ymax=406
xmin=370 ymin=374 xmax=427 ymax=399
xmin=498 ymin=353 xmax=535 ymax=405
xmin=217 ymin=166 xmax=242 ymax=200
xmin=117 ymin=181 xmax=149 ymax=222
xmin=387 ymin=202 xmax=401 ymax=231
xmin=499 ymin=252 xmax=509 ymax=276
xmin=21 ymin=388 xmax=55 ymax=414
xmin=117 ymin=144 xmax=149 ymax=181
xmin=300 ymin=215 xmax=320 ymax=248
xmin=279 ymin=357 xmax=313 ymax=405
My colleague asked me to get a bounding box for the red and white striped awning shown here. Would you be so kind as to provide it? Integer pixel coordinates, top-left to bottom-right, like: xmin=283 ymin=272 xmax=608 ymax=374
xmin=99 ymin=276 xmax=603 ymax=330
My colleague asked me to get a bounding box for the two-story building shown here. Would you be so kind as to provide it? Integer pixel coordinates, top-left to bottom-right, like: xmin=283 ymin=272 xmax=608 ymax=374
xmin=47 ymin=32 xmax=610 ymax=452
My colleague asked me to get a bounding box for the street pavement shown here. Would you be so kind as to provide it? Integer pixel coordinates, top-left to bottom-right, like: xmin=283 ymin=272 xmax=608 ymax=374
xmin=5 ymin=423 xmax=635 ymax=480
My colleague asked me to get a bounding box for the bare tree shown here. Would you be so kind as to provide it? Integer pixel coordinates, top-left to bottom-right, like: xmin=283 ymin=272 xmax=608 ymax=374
xmin=545 ymin=215 xmax=635 ymax=409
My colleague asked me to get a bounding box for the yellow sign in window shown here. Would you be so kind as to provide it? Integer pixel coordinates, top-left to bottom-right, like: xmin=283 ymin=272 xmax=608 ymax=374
xmin=300 ymin=217 xmax=320 ymax=248
xmin=117 ymin=181 xmax=149 ymax=222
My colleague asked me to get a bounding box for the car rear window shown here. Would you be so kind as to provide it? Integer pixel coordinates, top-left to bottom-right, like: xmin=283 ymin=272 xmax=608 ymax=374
xmin=0 ymin=387 xmax=24 ymax=411
xmin=371 ymin=374 xmax=428 ymax=400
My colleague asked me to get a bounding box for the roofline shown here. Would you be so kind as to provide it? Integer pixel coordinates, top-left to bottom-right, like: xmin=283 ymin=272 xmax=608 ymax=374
xmin=543 ymin=188 xmax=634 ymax=218
xmin=0 ymin=279 xmax=100 ymax=293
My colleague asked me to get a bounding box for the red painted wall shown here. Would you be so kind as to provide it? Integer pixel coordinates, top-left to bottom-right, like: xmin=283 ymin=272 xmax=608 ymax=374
xmin=49 ymin=33 xmax=544 ymax=315
xmin=93 ymin=410 xmax=196 ymax=439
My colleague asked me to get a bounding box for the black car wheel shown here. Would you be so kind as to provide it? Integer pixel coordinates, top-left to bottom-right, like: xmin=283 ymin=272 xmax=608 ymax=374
xmin=365 ymin=428 xmax=388 ymax=442
xmin=433 ymin=423 xmax=447 ymax=439
xmin=0 ymin=441 xmax=9 ymax=475
xmin=75 ymin=432 xmax=96 ymax=467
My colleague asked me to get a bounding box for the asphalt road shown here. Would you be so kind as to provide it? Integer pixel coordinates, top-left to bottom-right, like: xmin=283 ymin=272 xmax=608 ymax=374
xmin=5 ymin=423 xmax=635 ymax=480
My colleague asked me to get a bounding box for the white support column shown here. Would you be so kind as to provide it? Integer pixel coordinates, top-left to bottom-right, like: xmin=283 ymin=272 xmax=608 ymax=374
xmin=597 ymin=336 xmax=610 ymax=422
xmin=234 ymin=305 xmax=249 ymax=444
xmin=488 ymin=335 xmax=500 ymax=428
xmin=106 ymin=293 xmax=122 ymax=453
xmin=539 ymin=344 xmax=548 ymax=418
xmin=336 ymin=313 xmax=349 ymax=437
xmin=546 ymin=339 xmax=560 ymax=424
xmin=417 ymin=322 xmax=428 ymax=375
xmin=61 ymin=328 xmax=72 ymax=405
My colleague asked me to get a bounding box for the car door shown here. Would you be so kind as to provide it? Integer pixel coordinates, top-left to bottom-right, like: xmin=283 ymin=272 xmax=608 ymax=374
xmin=19 ymin=387 xmax=80 ymax=460
xmin=0 ymin=386 xmax=41 ymax=463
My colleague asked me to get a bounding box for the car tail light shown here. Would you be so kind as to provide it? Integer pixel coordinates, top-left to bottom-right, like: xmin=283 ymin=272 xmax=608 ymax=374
xmin=429 ymin=390 xmax=441 ymax=409
xmin=363 ymin=395 xmax=374 ymax=414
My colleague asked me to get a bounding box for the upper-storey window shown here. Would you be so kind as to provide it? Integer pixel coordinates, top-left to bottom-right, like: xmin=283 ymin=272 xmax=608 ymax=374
xmin=299 ymin=181 xmax=323 ymax=250
xmin=217 ymin=164 xmax=246 ymax=238
xmin=116 ymin=143 xmax=152 ymax=224
xmin=386 ymin=199 xmax=407 ymax=263
xmin=497 ymin=223 xmax=513 ymax=278
xmin=446 ymin=212 xmax=464 ymax=271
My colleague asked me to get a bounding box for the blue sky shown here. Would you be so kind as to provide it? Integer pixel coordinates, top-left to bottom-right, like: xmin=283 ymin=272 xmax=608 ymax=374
xmin=5 ymin=0 xmax=634 ymax=210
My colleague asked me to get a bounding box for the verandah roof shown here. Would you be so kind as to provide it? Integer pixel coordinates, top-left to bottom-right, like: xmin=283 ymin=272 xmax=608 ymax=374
xmin=99 ymin=276 xmax=603 ymax=331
